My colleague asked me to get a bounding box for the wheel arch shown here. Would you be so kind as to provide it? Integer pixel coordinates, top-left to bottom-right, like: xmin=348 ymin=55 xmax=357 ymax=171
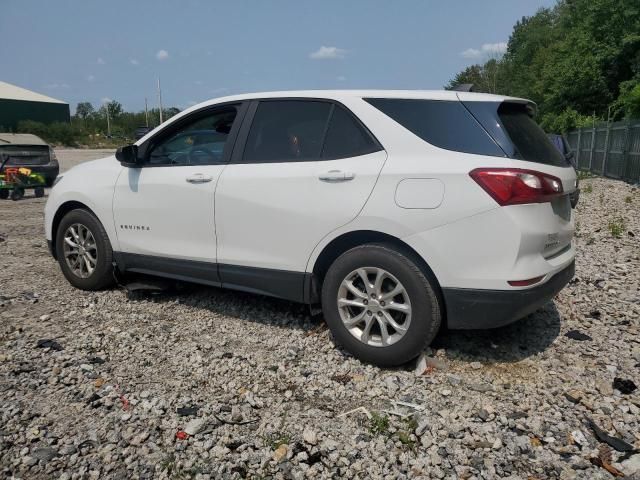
xmin=50 ymin=201 xmax=99 ymax=260
xmin=310 ymin=230 xmax=446 ymax=324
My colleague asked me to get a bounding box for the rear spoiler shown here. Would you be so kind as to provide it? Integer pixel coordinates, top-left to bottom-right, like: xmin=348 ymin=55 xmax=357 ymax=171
xmin=451 ymin=83 xmax=474 ymax=92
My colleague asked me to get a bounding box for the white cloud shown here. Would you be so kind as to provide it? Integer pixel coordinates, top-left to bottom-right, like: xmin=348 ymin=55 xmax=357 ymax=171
xmin=336 ymin=75 xmax=346 ymax=82
xmin=86 ymin=74 xmax=95 ymax=82
xmin=156 ymin=49 xmax=169 ymax=61
xmin=461 ymin=42 xmax=507 ymax=59
xmin=130 ymin=58 xmax=139 ymax=66
xmin=101 ymin=97 xmax=112 ymax=104
xmin=309 ymin=46 xmax=347 ymax=60
xmin=97 ymin=57 xmax=106 ymax=65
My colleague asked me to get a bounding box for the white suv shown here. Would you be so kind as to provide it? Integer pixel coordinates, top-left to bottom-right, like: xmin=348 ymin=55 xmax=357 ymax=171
xmin=45 ymin=90 xmax=576 ymax=366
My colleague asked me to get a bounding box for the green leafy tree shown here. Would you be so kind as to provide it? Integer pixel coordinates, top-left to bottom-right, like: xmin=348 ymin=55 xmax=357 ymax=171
xmin=446 ymin=0 xmax=640 ymax=130
xmin=75 ymin=102 xmax=94 ymax=120
xmin=99 ymin=100 xmax=124 ymax=119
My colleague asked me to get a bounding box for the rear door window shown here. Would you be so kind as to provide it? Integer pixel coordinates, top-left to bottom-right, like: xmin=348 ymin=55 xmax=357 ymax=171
xmin=243 ymin=100 xmax=332 ymax=163
xmin=365 ymin=98 xmax=505 ymax=157
xmin=321 ymin=105 xmax=381 ymax=159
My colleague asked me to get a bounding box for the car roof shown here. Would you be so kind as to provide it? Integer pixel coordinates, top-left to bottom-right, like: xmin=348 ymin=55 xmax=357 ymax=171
xmin=204 ymin=89 xmax=529 ymax=104
xmin=168 ymin=90 xmax=531 ymax=124
xmin=0 ymin=133 xmax=48 ymax=146
xmin=136 ymin=89 xmax=533 ymax=145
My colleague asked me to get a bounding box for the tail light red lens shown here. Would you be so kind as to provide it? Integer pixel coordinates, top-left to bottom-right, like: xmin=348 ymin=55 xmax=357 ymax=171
xmin=469 ymin=168 xmax=563 ymax=206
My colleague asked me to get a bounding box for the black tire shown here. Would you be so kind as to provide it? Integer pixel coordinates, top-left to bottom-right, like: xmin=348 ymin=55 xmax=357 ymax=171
xmin=10 ymin=188 xmax=24 ymax=201
xmin=321 ymin=244 xmax=441 ymax=367
xmin=0 ymin=190 xmax=8 ymax=200
xmin=34 ymin=187 xmax=45 ymax=198
xmin=55 ymin=209 xmax=115 ymax=290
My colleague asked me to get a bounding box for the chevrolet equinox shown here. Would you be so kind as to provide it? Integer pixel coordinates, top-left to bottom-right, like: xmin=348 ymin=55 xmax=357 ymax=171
xmin=45 ymin=90 xmax=576 ymax=366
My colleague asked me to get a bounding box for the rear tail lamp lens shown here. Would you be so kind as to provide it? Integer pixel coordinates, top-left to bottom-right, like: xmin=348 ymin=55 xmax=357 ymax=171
xmin=469 ymin=168 xmax=563 ymax=206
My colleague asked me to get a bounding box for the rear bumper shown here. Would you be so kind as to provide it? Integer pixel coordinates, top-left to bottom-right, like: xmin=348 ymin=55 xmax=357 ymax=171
xmin=443 ymin=260 xmax=574 ymax=329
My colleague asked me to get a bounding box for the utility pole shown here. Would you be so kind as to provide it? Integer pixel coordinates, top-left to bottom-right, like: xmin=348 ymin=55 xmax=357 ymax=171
xmin=157 ymin=78 xmax=164 ymax=124
xmin=144 ymin=97 xmax=149 ymax=127
xmin=106 ymin=102 xmax=111 ymax=137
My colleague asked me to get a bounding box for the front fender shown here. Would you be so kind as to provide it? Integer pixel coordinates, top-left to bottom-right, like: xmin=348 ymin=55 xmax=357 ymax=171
xmin=44 ymin=156 xmax=123 ymax=251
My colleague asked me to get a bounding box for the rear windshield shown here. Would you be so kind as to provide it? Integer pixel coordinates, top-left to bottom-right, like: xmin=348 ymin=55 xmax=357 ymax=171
xmin=365 ymin=98 xmax=569 ymax=167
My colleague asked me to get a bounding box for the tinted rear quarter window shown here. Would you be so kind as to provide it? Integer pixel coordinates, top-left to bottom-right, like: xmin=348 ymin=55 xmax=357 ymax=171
xmin=462 ymin=101 xmax=569 ymax=167
xmin=496 ymin=103 xmax=568 ymax=166
xmin=322 ymin=105 xmax=381 ymax=159
xmin=365 ymin=98 xmax=504 ymax=157
xmin=243 ymin=100 xmax=332 ymax=163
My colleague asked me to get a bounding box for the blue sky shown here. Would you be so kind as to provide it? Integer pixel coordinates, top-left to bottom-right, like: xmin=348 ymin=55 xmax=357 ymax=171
xmin=1 ymin=0 xmax=556 ymax=113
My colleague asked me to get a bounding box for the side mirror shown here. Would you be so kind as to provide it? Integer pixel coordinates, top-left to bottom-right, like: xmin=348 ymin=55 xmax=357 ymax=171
xmin=116 ymin=144 xmax=141 ymax=167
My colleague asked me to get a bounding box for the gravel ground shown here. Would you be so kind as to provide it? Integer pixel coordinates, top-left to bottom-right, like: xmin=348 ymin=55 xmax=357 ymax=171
xmin=1 ymin=151 xmax=639 ymax=479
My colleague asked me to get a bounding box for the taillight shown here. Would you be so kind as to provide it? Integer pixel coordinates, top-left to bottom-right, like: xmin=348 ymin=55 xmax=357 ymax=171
xmin=48 ymin=147 xmax=58 ymax=162
xmin=469 ymin=168 xmax=563 ymax=206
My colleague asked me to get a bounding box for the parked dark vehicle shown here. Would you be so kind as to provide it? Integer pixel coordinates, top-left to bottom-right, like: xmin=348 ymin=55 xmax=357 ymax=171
xmin=134 ymin=126 xmax=153 ymax=140
xmin=0 ymin=133 xmax=59 ymax=187
xmin=547 ymin=134 xmax=575 ymax=167
xmin=548 ymin=133 xmax=579 ymax=208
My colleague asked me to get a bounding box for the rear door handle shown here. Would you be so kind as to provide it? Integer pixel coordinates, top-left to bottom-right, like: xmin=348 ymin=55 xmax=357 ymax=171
xmin=319 ymin=170 xmax=355 ymax=182
xmin=186 ymin=173 xmax=213 ymax=184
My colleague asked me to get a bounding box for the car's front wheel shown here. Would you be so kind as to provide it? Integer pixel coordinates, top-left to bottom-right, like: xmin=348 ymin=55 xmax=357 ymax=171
xmin=321 ymin=244 xmax=441 ymax=367
xmin=55 ymin=209 xmax=115 ymax=290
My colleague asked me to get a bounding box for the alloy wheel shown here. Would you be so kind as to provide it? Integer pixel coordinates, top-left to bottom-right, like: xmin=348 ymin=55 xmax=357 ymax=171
xmin=337 ymin=267 xmax=412 ymax=347
xmin=63 ymin=223 xmax=98 ymax=278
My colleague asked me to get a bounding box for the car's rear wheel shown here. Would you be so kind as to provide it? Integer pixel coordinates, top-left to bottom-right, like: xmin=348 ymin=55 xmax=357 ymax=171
xmin=34 ymin=187 xmax=45 ymax=198
xmin=0 ymin=190 xmax=8 ymax=200
xmin=55 ymin=209 xmax=115 ymax=290
xmin=321 ymin=244 xmax=441 ymax=367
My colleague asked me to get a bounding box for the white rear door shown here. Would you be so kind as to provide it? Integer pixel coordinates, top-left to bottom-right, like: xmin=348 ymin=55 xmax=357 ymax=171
xmin=215 ymin=99 xmax=387 ymax=273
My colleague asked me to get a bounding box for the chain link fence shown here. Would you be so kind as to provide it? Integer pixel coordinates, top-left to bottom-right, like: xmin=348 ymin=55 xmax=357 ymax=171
xmin=566 ymin=119 xmax=640 ymax=183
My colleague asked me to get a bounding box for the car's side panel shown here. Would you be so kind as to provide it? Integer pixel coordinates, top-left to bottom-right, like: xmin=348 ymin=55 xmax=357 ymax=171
xmin=215 ymin=149 xmax=388 ymax=272
xmin=44 ymin=156 xmax=123 ymax=251
xmin=214 ymin=97 xmax=388 ymax=273
xmin=305 ymin=97 xmax=576 ymax=291
xmin=112 ymin=164 xmax=221 ymax=262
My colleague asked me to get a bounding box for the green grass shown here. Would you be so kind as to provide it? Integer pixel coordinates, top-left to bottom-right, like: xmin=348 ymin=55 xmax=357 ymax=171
xmin=625 ymin=195 xmax=633 ymax=204
xmin=608 ymin=217 xmax=626 ymax=238
xmin=263 ymin=431 xmax=291 ymax=450
xmin=368 ymin=412 xmax=390 ymax=436
xmin=582 ymin=183 xmax=593 ymax=194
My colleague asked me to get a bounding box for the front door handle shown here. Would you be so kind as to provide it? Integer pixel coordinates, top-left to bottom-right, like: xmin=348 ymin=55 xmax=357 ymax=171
xmin=319 ymin=170 xmax=355 ymax=182
xmin=186 ymin=173 xmax=213 ymax=184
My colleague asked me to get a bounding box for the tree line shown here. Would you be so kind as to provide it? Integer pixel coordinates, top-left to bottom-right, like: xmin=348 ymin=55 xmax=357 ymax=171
xmin=446 ymin=0 xmax=640 ymax=133
xmin=17 ymin=100 xmax=181 ymax=147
